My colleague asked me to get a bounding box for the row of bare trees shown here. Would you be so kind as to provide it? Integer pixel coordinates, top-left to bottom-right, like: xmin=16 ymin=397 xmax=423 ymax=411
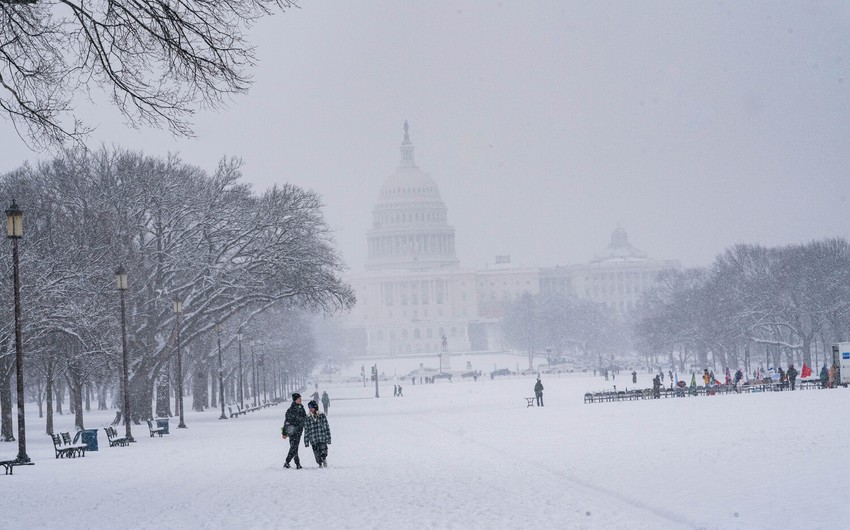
xmin=0 ymin=147 xmax=353 ymax=438
xmin=634 ymin=239 xmax=850 ymax=374
xmin=502 ymin=292 xmax=629 ymax=369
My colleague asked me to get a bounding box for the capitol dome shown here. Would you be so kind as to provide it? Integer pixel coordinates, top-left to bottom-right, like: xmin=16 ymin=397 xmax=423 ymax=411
xmin=365 ymin=122 xmax=460 ymax=271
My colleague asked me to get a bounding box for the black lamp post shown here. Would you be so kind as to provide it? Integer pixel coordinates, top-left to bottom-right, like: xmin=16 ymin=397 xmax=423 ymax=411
xmin=216 ymin=323 xmax=227 ymax=420
xmin=236 ymin=332 xmax=244 ymax=408
xmin=173 ymin=298 xmax=186 ymax=428
xmin=115 ymin=265 xmax=134 ymax=442
xmin=6 ymin=200 xmax=29 ymax=463
xmin=250 ymin=340 xmax=257 ymax=407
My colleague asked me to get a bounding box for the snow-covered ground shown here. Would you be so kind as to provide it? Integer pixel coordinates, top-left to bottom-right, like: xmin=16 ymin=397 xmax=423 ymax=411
xmin=4 ymin=366 xmax=848 ymax=529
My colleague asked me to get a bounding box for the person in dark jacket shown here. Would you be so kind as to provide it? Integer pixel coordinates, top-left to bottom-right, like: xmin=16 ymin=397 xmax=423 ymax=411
xmin=787 ymin=364 xmax=798 ymax=391
xmin=652 ymin=375 xmax=661 ymax=398
xmin=534 ymin=378 xmax=544 ymax=406
xmin=820 ymin=364 xmax=829 ymax=389
xmin=304 ymin=400 xmax=332 ymax=467
xmin=778 ymin=367 xmax=787 ymax=390
xmin=282 ymin=393 xmax=306 ymax=469
xmin=321 ymin=391 xmax=330 ymax=414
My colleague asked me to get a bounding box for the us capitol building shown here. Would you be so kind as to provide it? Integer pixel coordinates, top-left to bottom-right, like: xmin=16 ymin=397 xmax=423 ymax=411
xmin=344 ymin=123 xmax=679 ymax=357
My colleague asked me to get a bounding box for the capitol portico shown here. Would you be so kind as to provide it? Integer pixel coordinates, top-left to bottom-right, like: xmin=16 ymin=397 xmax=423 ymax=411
xmin=345 ymin=124 xmax=680 ymax=357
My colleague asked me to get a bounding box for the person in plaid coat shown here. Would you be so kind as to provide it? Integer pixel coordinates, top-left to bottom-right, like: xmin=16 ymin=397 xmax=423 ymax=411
xmin=304 ymin=400 xmax=332 ymax=468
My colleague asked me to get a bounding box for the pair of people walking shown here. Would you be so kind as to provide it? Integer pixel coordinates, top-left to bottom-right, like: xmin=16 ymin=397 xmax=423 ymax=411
xmin=282 ymin=393 xmax=332 ymax=469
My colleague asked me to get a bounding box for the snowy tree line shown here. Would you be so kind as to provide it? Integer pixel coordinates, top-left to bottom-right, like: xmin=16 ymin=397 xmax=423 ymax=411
xmin=634 ymin=239 xmax=850 ymax=374
xmin=0 ymin=147 xmax=354 ymax=438
xmin=501 ymin=292 xmax=629 ymax=368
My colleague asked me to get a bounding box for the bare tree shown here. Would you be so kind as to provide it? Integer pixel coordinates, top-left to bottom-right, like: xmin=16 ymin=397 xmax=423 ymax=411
xmin=0 ymin=0 xmax=298 ymax=148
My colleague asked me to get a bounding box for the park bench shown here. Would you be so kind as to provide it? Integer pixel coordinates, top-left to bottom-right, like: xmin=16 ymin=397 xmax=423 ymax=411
xmin=51 ymin=433 xmax=86 ymax=458
xmin=228 ymin=405 xmax=247 ymax=418
xmin=1 ymin=458 xmax=34 ymax=475
xmin=61 ymin=432 xmax=88 ymax=457
xmin=525 ymin=397 xmax=535 ymax=407
xmin=146 ymin=420 xmax=167 ymax=437
xmin=104 ymin=426 xmax=129 ymax=447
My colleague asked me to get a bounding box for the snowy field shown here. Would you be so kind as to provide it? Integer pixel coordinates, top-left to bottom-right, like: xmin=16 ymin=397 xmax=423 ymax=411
xmin=4 ymin=366 xmax=849 ymax=530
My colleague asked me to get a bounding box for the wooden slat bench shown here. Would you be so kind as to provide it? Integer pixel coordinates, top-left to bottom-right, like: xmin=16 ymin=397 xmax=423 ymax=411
xmin=104 ymin=426 xmax=129 ymax=447
xmin=147 ymin=420 xmax=167 ymax=437
xmin=51 ymin=433 xmax=86 ymax=458
xmin=1 ymin=458 xmax=34 ymax=475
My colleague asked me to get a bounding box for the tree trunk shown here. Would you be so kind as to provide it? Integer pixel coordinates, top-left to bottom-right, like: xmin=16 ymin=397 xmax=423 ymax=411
xmin=155 ymin=372 xmax=172 ymax=418
xmin=46 ymin=360 xmax=54 ymax=435
xmin=85 ymin=383 xmax=91 ymax=412
xmin=97 ymin=380 xmax=108 ymax=411
xmin=55 ymin=381 xmax=64 ymax=415
xmin=192 ymin=361 xmax=207 ymax=412
xmin=68 ymin=374 xmax=85 ymax=431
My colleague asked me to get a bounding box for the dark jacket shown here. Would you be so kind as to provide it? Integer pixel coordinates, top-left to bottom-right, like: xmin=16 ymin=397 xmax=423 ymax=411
xmin=303 ymin=412 xmax=331 ymax=447
xmin=534 ymin=380 xmax=544 ymax=395
xmin=284 ymin=402 xmax=306 ymax=434
xmin=787 ymin=366 xmax=798 ymax=380
xmin=321 ymin=391 xmax=330 ymax=406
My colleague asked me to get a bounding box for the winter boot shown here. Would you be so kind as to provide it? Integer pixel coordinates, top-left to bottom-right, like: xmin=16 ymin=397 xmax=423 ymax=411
xmin=284 ymin=462 xmax=291 ymax=469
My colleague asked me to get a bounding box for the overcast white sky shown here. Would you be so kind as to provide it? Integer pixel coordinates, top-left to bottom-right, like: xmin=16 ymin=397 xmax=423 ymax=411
xmin=1 ymin=1 xmax=848 ymax=272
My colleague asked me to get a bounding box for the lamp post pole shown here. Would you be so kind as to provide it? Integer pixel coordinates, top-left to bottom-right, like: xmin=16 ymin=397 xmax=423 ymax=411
xmin=250 ymin=340 xmax=257 ymax=407
xmin=6 ymin=200 xmax=29 ymax=463
xmin=173 ymin=298 xmax=186 ymax=428
xmin=115 ymin=266 xmax=134 ymax=442
xmin=237 ymin=332 xmax=244 ymax=408
xmin=216 ymin=323 xmax=227 ymax=420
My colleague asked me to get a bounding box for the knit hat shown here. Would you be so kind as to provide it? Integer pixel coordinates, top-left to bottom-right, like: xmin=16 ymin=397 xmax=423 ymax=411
xmin=292 ymin=393 xmax=301 ymax=401
xmin=308 ymin=400 xmax=319 ymax=410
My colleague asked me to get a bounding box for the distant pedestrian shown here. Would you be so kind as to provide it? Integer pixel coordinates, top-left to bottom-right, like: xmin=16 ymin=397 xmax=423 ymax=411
xmin=397 ymin=385 xmax=404 ymax=397
xmin=668 ymin=370 xmax=673 ymax=383
xmin=393 ymin=384 xmax=398 ymax=397
xmin=282 ymin=393 xmax=306 ymax=469
xmin=778 ymin=367 xmax=787 ymax=390
xmin=321 ymin=391 xmax=330 ymax=414
xmin=703 ymin=369 xmax=710 ymax=386
xmin=311 ymin=390 xmax=320 ymax=403
xmin=631 ymin=371 xmax=637 ymax=384
xmin=652 ymin=375 xmax=661 ymax=398
xmin=303 ymin=400 xmax=331 ymax=468
xmin=787 ymin=364 xmax=798 ymax=391
xmin=820 ymin=364 xmax=829 ymax=389
xmin=534 ymin=378 xmax=544 ymax=407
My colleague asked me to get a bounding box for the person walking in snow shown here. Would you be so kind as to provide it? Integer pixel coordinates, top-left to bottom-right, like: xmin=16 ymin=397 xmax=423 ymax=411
xmin=787 ymin=364 xmax=798 ymax=391
xmin=652 ymin=375 xmax=661 ymax=398
xmin=282 ymin=393 xmax=306 ymax=469
xmin=778 ymin=367 xmax=787 ymax=390
xmin=311 ymin=390 xmax=320 ymax=404
xmin=303 ymin=400 xmax=332 ymax=468
xmin=631 ymin=371 xmax=637 ymax=384
xmin=820 ymin=364 xmax=829 ymax=389
xmin=397 ymin=384 xmax=403 ymax=397
xmin=534 ymin=378 xmax=544 ymax=407
xmin=393 ymin=384 xmax=398 ymax=397
xmin=321 ymin=390 xmax=330 ymax=414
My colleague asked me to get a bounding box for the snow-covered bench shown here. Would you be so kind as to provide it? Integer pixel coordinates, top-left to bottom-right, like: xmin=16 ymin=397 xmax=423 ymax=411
xmin=104 ymin=426 xmax=129 ymax=447
xmin=147 ymin=420 xmax=167 ymax=437
xmin=51 ymin=432 xmax=87 ymax=458
xmin=1 ymin=458 xmax=33 ymax=475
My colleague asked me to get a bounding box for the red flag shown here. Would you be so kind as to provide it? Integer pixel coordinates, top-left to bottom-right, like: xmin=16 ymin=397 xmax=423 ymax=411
xmin=801 ymin=363 xmax=812 ymax=378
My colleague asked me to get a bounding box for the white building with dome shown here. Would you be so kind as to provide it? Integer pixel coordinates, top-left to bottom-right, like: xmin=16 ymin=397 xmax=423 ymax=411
xmin=346 ymin=122 xmax=477 ymax=356
xmin=345 ymin=124 xmax=680 ymax=357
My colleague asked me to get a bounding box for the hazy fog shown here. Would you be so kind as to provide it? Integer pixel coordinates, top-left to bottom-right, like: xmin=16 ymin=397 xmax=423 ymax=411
xmin=1 ymin=1 xmax=847 ymax=272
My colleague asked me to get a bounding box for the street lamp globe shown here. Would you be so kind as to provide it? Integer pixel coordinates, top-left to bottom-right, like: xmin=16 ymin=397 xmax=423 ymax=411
xmin=5 ymin=199 xmax=22 ymax=239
